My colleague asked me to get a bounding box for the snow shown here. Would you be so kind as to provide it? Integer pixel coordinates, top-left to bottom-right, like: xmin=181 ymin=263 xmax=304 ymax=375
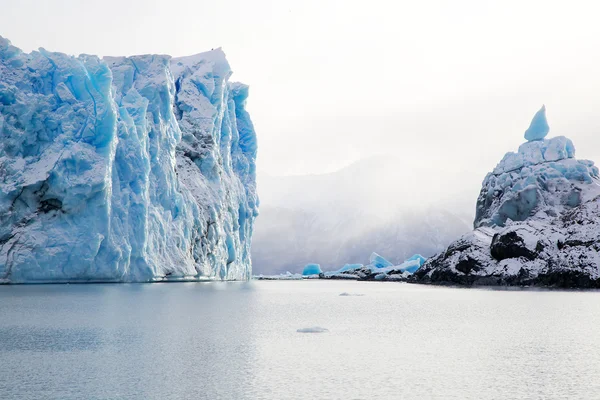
xmin=0 ymin=36 xmax=258 ymax=283
xmin=524 ymin=105 xmax=549 ymax=141
xmin=302 ymin=263 xmax=323 ymax=276
xmin=297 ymin=327 xmax=329 ymax=333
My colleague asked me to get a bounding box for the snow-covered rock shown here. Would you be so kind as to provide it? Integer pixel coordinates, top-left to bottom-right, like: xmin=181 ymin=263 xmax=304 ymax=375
xmin=414 ymin=108 xmax=600 ymax=288
xmin=0 ymin=37 xmax=258 ymax=283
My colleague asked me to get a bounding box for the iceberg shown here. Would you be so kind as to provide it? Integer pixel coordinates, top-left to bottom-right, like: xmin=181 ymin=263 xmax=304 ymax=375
xmin=297 ymin=327 xmax=329 ymax=333
xmin=0 ymin=37 xmax=258 ymax=283
xmin=302 ymin=263 xmax=323 ymax=276
xmin=524 ymin=105 xmax=549 ymax=141
xmin=405 ymin=254 xmax=427 ymax=269
xmin=321 ymin=253 xmax=425 ymax=281
xmin=396 ymin=256 xmax=425 ymax=274
xmin=368 ymin=252 xmax=393 ymax=269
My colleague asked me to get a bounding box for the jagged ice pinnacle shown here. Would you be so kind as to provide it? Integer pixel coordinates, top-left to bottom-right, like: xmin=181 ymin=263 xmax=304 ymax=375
xmin=524 ymin=105 xmax=549 ymax=141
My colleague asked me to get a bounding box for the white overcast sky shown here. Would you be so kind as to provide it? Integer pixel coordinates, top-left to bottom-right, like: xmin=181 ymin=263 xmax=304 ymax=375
xmin=2 ymin=0 xmax=600 ymax=199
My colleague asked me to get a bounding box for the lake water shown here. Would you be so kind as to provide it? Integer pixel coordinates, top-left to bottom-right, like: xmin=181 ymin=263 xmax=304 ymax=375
xmin=1 ymin=281 xmax=600 ymax=399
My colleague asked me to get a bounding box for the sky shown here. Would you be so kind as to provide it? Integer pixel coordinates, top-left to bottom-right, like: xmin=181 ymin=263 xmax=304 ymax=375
xmin=2 ymin=0 xmax=600 ymax=203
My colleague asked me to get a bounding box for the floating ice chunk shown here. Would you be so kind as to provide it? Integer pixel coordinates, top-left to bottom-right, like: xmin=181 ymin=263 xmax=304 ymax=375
xmin=297 ymin=327 xmax=329 ymax=333
xmin=397 ymin=259 xmax=423 ymax=274
xmin=405 ymin=254 xmax=427 ymax=267
xmin=302 ymin=263 xmax=323 ymax=276
xmin=369 ymin=252 xmax=393 ymax=268
xmin=339 ymin=292 xmax=365 ymax=296
xmin=336 ymin=263 xmax=364 ymax=273
xmin=524 ymin=105 xmax=549 ymax=141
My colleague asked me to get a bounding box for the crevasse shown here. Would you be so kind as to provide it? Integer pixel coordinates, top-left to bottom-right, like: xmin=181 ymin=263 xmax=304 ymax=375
xmin=0 ymin=37 xmax=258 ymax=283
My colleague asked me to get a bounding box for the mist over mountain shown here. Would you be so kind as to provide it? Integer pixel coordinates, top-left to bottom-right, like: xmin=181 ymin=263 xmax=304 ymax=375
xmin=252 ymin=156 xmax=473 ymax=274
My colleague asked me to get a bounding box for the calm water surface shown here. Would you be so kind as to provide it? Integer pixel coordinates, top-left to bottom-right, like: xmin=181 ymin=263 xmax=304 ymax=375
xmin=1 ymin=280 xmax=600 ymax=399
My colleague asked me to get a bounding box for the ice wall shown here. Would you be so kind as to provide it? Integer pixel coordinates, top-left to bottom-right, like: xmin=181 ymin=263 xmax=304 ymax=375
xmin=0 ymin=37 xmax=258 ymax=283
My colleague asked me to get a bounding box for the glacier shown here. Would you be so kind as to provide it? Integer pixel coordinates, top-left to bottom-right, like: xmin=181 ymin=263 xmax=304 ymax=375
xmin=0 ymin=37 xmax=258 ymax=283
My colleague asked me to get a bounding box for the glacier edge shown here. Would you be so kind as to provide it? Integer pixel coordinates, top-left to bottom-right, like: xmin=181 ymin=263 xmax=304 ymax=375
xmin=0 ymin=37 xmax=258 ymax=283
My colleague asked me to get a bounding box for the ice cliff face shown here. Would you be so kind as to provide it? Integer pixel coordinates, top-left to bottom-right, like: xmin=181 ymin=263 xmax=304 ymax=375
xmin=414 ymin=108 xmax=600 ymax=288
xmin=0 ymin=37 xmax=258 ymax=283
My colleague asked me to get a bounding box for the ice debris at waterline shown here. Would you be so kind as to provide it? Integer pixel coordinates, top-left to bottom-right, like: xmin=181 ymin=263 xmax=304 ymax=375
xmin=253 ymin=253 xmax=427 ymax=281
xmin=0 ymin=37 xmax=258 ymax=283
xmin=321 ymin=252 xmax=427 ymax=281
xmin=297 ymin=327 xmax=329 ymax=333
xmin=414 ymin=107 xmax=600 ymax=288
xmin=253 ymin=272 xmax=303 ymax=280
xmin=524 ymin=105 xmax=550 ymax=141
xmin=302 ymin=263 xmax=323 ymax=276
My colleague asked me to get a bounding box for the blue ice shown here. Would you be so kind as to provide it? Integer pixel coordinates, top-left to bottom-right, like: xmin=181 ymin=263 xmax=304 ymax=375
xmin=524 ymin=105 xmax=549 ymax=141
xmin=302 ymin=264 xmax=323 ymax=276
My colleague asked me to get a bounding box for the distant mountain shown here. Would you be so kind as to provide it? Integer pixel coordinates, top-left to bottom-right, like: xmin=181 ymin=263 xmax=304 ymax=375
xmin=252 ymin=156 xmax=473 ymax=274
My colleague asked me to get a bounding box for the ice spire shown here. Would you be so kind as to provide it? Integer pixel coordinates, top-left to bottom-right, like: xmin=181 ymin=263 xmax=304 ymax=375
xmin=524 ymin=105 xmax=549 ymax=141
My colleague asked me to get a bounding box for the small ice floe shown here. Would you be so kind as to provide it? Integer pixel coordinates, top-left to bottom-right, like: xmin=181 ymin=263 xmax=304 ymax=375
xmin=339 ymin=292 xmax=364 ymax=296
xmin=297 ymin=327 xmax=329 ymax=333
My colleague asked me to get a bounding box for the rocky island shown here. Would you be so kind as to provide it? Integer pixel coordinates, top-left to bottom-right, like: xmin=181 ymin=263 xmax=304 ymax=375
xmin=414 ymin=106 xmax=600 ymax=288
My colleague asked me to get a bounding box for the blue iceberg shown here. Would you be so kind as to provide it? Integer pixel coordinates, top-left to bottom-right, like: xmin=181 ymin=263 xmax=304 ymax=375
xmin=369 ymin=252 xmax=393 ymax=269
xmin=524 ymin=105 xmax=549 ymax=141
xmin=302 ymin=263 xmax=323 ymax=276
xmin=401 ymin=254 xmax=427 ymax=273
xmin=0 ymin=37 xmax=258 ymax=283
